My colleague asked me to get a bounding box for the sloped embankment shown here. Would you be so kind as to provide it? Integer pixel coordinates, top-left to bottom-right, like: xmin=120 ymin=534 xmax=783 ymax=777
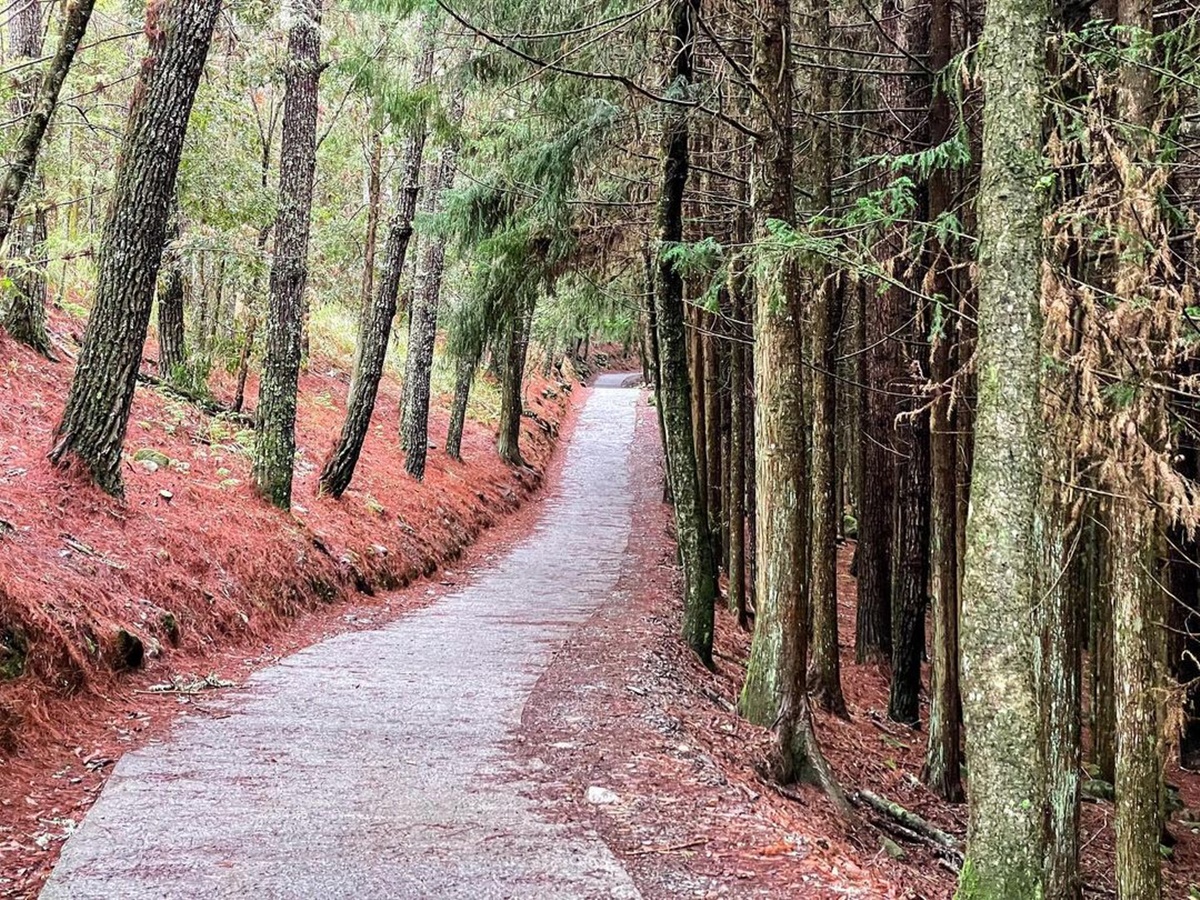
xmin=0 ymin=322 xmax=570 ymax=754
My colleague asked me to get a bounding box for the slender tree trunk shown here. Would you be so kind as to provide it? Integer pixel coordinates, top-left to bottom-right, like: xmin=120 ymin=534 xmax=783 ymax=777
xmin=888 ymin=388 xmax=930 ymax=727
xmin=156 ymin=211 xmax=187 ymax=383
xmin=921 ymin=0 xmax=962 ymax=801
xmin=1110 ymin=2 xmax=1167 ymax=894
xmin=653 ymin=0 xmax=717 ymax=666
xmin=643 ymin=245 xmax=672 ymax=501
xmin=1040 ymin=482 xmax=1082 ymax=900
xmin=319 ymin=40 xmax=433 ymax=497
xmin=1090 ymin=515 xmax=1117 ymax=781
xmin=2 ymin=0 xmax=54 ymax=358
xmin=252 ymin=0 xmax=323 ymax=509
xmin=956 ymin=0 xmax=1049 ymax=887
xmin=0 ymin=0 xmax=96 ymax=255
xmin=855 ymin=296 xmax=894 ymax=662
xmin=805 ymin=0 xmax=844 ymax=714
xmin=497 ymin=297 xmax=534 ymax=466
xmin=49 ymin=0 xmax=222 ymax=496
xmin=924 ymin=337 xmax=963 ymax=797
xmin=445 ymin=352 xmax=477 ymax=462
xmin=703 ymin=319 xmax=722 ymax=561
xmin=402 ymin=94 xmax=462 ymax=480
xmin=233 ymin=314 xmax=258 ymax=415
xmin=728 ymin=242 xmax=749 ymax=629
xmin=360 ymin=126 xmax=383 ymax=318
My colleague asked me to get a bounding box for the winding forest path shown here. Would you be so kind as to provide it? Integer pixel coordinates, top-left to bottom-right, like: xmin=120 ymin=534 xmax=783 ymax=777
xmin=41 ymin=384 xmax=644 ymax=899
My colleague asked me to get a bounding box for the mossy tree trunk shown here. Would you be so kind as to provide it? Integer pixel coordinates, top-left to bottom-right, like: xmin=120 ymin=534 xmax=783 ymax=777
xmin=740 ymin=0 xmax=841 ymax=804
xmin=252 ymin=0 xmax=323 ymax=509
xmin=955 ymin=0 xmax=1049 ymax=887
xmin=49 ymin=0 xmax=222 ymax=496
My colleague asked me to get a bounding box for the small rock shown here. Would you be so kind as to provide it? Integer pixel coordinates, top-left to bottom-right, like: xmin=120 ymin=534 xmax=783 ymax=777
xmin=586 ymin=786 xmax=620 ymax=805
xmin=159 ymin=490 xmax=173 ymax=501
xmin=139 ymin=460 xmax=160 ymax=473
xmin=132 ymin=448 xmax=171 ymax=468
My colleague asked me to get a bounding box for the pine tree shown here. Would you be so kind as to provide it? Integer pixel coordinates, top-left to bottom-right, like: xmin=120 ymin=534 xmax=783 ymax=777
xmin=49 ymin=0 xmax=222 ymax=495
xmin=320 ymin=39 xmax=434 ymax=498
xmin=956 ymin=0 xmax=1050 ymax=888
xmin=253 ymin=0 xmax=324 ymax=509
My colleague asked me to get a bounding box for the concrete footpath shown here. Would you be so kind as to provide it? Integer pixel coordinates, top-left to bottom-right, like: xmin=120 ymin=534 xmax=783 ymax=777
xmin=42 ymin=384 xmax=644 ymax=899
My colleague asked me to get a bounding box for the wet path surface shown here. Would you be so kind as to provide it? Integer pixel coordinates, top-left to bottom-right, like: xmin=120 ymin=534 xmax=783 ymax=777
xmin=42 ymin=387 xmax=643 ymax=899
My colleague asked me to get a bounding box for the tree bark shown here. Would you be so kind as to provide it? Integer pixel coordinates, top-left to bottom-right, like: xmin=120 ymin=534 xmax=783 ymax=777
xmin=740 ymin=0 xmax=841 ymax=806
xmin=319 ymin=40 xmax=433 ymax=498
xmin=445 ymin=352 xmax=476 ymax=462
xmin=1 ymin=0 xmax=54 ymax=358
xmin=156 ymin=211 xmax=187 ymax=383
xmin=402 ymin=93 xmax=462 ymax=480
xmin=252 ymin=0 xmax=323 ymax=509
xmin=49 ymin=0 xmax=222 ymax=496
xmin=804 ymin=0 xmax=845 ymax=715
xmin=0 ymin=0 xmax=96 ymax=255
xmin=360 ymin=126 xmax=383 ymax=319
xmin=497 ymin=296 xmax=534 ymax=466
xmin=728 ymin=237 xmax=749 ymax=629
xmin=1110 ymin=1 xmax=1167 ymax=895
xmin=888 ymin=386 xmax=930 ymax=727
xmin=653 ymin=0 xmax=717 ymax=666
xmin=956 ymin=0 xmax=1049 ymax=887
xmin=921 ymin=0 xmax=963 ymax=802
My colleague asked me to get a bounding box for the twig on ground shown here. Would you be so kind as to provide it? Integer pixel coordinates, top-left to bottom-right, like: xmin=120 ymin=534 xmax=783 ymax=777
xmin=626 ymin=838 xmax=707 ymax=856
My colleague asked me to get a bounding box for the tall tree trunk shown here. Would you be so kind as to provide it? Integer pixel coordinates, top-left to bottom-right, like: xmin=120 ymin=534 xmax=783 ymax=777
xmin=1089 ymin=515 xmax=1117 ymax=781
xmin=703 ymin=318 xmax=722 ymax=562
xmin=2 ymin=0 xmax=54 ymax=358
xmin=805 ymin=0 xmax=844 ymax=714
xmin=888 ymin=388 xmax=930 ymax=727
xmin=728 ymin=240 xmax=749 ymax=629
xmin=855 ymin=296 xmax=895 ymax=662
xmin=252 ymin=0 xmax=323 ymax=509
xmin=319 ymin=40 xmax=433 ymax=498
xmin=360 ymin=126 xmax=383 ymax=319
xmin=445 ymin=352 xmax=477 ymax=462
xmin=921 ymin=0 xmax=963 ymax=802
xmin=741 ymin=0 xmax=842 ymax=808
xmin=156 ymin=211 xmax=187 ymax=383
xmin=497 ymin=296 xmax=534 ymax=466
xmin=956 ymin=0 xmax=1049 ymax=887
xmin=402 ymin=94 xmax=462 ymax=480
xmin=0 ymin=0 xmax=96 ymax=255
xmin=653 ymin=0 xmax=717 ymax=666
xmin=49 ymin=0 xmax=221 ymax=496
xmin=1040 ymin=482 xmax=1082 ymax=899
xmin=643 ymin=244 xmax=671 ymax=500
xmin=1110 ymin=1 xmax=1167 ymax=894
xmin=233 ymin=314 xmax=258 ymax=415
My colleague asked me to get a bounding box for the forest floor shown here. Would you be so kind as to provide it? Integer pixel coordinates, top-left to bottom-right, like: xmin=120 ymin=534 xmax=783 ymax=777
xmin=0 ymin=312 xmax=637 ymax=897
xmin=521 ymin=394 xmax=1200 ymax=900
